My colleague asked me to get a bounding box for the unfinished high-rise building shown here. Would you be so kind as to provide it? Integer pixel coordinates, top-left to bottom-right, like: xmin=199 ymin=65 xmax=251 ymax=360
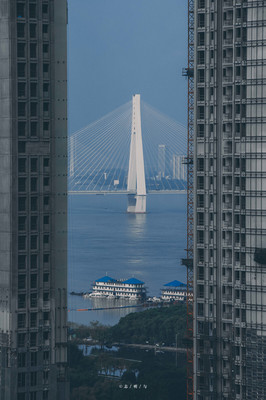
xmin=194 ymin=1 xmax=266 ymax=399
xmin=0 ymin=1 xmax=68 ymax=399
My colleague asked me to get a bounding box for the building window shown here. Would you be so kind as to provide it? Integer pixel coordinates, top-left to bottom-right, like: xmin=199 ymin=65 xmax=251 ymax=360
xmin=31 ymin=197 xmax=38 ymax=211
xmin=17 ymin=42 xmax=26 ymax=58
xmin=198 ymin=32 xmax=205 ymax=46
xmin=198 ymin=0 xmax=205 ymax=8
xmin=29 ymin=24 xmax=37 ymax=38
xmin=43 ymin=312 xmax=49 ymax=323
xmin=18 ymin=352 xmax=26 ymax=368
xmin=43 ymin=292 xmax=49 ymax=302
xmin=18 ymin=178 xmax=26 ymax=193
xmin=18 ymin=158 xmax=26 ymax=173
xmin=18 ymin=255 xmax=26 ymax=269
xmin=18 ymin=197 xmax=26 ymax=212
xmin=31 ymin=236 xmax=38 ymax=250
xmin=30 ymin=158 xmax=38 ymax=173
xmin=43 ymin=391 xmax=49 ymax=400
xmin=31 ymin=178 xmax=38 ymax=192
xmin=197 ymin=303 xmax=204 ymax=316
xmin=43 ymin=83 xmax=49 ymax=97
xmin=30 ymin=63 xmax=37 ymax=78
xmin=18 ymin=121 xmax=26 ymax=136
xmin=42 ymin=4 xmax=48 ymax=17
xmin=18 ymin=217 xmax=27 ymax=231
xmin=30 ymin=392 xmax=37 ymax=400
xmin=17 ymin=313 xmax=26 ymax=329
xmin=43 ymin=63 xmax=49 ymax=78
xmin=17 ymin=4 xmax=25 ymax=18
xmin=43 ymin=177 xmax=49 ymax=187
xmin=43 ymin=102 xmax=49 ymax=115
xmin=29 ymin=4 xmax=37 ymax=19
xmin=43 ymin=23 xmax=49 ymax=34
xmin=18 ymin=372 xmax=26 ymax=387
xmin=18 ymin=102 xmax=26 ymax=117
xmin=17 ymin=23 xmax=25 ymax=38
xmin=198 ymin=14 xmax=205 ymax=28
xmin=43 ymin=273 xmax=49 ymax=283
xmin=18 ymin=82 xmax=26 ymax=97
xmin=18 ymin=333 xmax=26 ymax=348
xmin=31 ymin=254 xmax=37 ymax=269
xmin=30 ymin=102 xmax=37 ymax=117
xmin=43 ymin=43 xmax=49 ymax=57
xmin=17 ymin=63 xmax=26 ymax=77
xmin=43 ymin=122 xmax=49 ymax=133
xmin=43 ymin=254 xmax=49 ymax=264
xmin=18 ymin=141 xmax=26 ymax=153
xmin=30 ymin=313 xmax=37 ymax=328
xmin=43 ymin=351 xmax=49 ymax=364
xmin=18 ymin=274 xmax=26 ymax=290
xmin=31 ymin=216 xmax=38 ymax=230
xmin=197 ymin=125 xmax=204 ymax=137
xmin=43 ymin=235 xmax=49 ymax=244
xmin=43 ymin=196 xmax=49 ymax=207
xmin=30 ymin=333 xmax=37 ymax=347
xmin=30 ymin=293 xmax=37 ymax=308
xmin=18 ymin=236 xmax=26 ymax=250
xmin=43 ymin=370 xmax=49 ymax=384
xmin=18 ymin=294 xmax=26 ymax=309
xmin=30 ymin=82 xmax=37 ymax=97
xmin=30 ymin=274 xmax=37 ymax=289
xmin=30 ymin=352 xmax=37 ymax=367
xmin=30 ymin=43 xmax=37 ymax=58
xmin=43 ymin=215 xmax=49 ymax=225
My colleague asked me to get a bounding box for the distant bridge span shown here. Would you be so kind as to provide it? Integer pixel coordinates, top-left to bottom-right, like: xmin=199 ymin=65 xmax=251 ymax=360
xmin=68 ymin=190 xmax=186 ymax=195
xmin=69 ymin=95 xmax=187 ymax=211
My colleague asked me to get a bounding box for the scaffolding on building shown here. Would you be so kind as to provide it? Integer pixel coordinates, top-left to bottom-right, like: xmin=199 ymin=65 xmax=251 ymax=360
xmin=181 ymin=1 xmax=194 ymax=400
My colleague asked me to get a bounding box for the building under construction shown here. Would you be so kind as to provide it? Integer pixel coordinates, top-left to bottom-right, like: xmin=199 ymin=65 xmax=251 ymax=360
xmin=0 ymin=1 xmax=68 ymax=399
xmin=193 ymin=1 xmax=266 ymax=399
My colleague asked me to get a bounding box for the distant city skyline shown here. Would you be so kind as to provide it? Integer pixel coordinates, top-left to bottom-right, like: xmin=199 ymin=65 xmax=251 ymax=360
xmin=68 ymin=0 xmax=187 ymax=133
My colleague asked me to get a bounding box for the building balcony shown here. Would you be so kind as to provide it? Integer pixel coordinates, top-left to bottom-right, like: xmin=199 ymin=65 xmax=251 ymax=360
xmin=223 ymin=57 xmax=233 ymax=65
xmin=223 ymin=222 xmax=232 ymax=229
xmin=224 ymin=20 xmax=233 ymax=27
xmin=223 ymin=39 xmax=233 ymax=46
xmin=222 ymin=313 xmax=233 ymax=321
xmin=223 ymin=0 xmax=233 ymax=7
xmin=223 ymin=167 xmax=232 ymax=174
xmin=222 ymin=295 xmax=232 ymax=302
xmin=222 ymin=276 xmax=232 ymax=285
xmin=223 ymin=240 xmax=233 ymax=247
xmin=223 ymin=203 xmax=232 ymax=210
xmin=43 ymin=301 xmax=50 ymax=310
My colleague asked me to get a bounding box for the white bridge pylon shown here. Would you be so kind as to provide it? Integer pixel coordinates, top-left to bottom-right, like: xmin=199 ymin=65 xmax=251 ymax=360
xmin=127 ymin=94 xmax=146 ymax=213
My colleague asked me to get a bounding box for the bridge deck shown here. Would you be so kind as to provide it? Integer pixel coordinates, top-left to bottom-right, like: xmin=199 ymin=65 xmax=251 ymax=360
xmin=68 ymin=190 xmax=186 ymax=195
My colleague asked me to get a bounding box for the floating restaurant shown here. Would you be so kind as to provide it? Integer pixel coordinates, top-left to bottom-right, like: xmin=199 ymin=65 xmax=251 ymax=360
xmin=160 ymin=280 xmax=187 ymax=302
xmin=90 ymin=276 xmax=146 ymax=299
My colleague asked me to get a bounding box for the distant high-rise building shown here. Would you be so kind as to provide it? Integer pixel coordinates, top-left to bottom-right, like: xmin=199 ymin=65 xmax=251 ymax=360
xmin=0 ymin=1 xmax=68 ymax=399
xmin=194 ymin=1 xmax=266 ymax=399
xmin=173 ymin=155 xmax=186 ymax=181
xmin=158 ymin=144 xmax=166 ymax=178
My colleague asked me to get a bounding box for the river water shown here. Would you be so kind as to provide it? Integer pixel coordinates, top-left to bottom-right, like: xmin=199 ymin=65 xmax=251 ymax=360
xmin=68 ymin=193 xmax=187 ymax=326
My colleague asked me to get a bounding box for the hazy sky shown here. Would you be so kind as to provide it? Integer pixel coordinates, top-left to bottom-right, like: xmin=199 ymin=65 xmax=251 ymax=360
xmin=68 ymin=0 xmax=187 ymax=133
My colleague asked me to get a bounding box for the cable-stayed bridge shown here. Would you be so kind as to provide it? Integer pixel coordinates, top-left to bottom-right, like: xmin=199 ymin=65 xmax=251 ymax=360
xmin=69 ymin=95 xmax=187 ymax=213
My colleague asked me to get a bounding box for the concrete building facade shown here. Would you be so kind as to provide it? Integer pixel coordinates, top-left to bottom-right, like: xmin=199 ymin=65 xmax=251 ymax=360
xmin=173 ymin=154 xmax=186 ymax=181
xmin=0 ymin=1 xmax=68 ymax=399
xmin=158 ymin=144 xmax=166 ymax=178
xmin=194 ymin=1 xmax=266 ymax=399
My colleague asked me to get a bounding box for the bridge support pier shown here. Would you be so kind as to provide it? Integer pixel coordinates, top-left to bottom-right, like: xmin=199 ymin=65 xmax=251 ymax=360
xmin=127 ymin=94 xmax=146 ymax=213
xmin=127 ymin=194 xmax=146 ymax=214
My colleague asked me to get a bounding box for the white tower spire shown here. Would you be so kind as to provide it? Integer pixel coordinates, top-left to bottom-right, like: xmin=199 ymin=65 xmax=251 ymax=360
xmin=127 ymin=94 xmax=146 ymax=213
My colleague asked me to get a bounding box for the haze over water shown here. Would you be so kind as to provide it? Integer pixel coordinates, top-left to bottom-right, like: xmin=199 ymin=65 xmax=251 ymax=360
xmin=68 ymin=193 xmax=187 ymax=326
